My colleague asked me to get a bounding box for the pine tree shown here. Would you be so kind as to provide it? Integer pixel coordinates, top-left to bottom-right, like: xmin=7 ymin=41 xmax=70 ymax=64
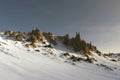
xmin=75 ymin=32 xmax=81 ymax=42
xmin=63 ymin=34 xmax=70 ymax=46
xmin=74 ymin=32 xmax=81 ymax=51
xmin=89 ymin=41 xmax=92 ymax=50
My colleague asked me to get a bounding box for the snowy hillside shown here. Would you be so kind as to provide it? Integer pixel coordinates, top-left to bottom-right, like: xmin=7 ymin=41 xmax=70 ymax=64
xmin=0 ymin=31 xmax=120 ymax=80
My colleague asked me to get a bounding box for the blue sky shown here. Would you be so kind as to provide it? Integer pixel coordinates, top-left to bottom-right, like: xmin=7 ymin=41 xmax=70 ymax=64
xmin=0 ymin=0 xmax=120 ymax=53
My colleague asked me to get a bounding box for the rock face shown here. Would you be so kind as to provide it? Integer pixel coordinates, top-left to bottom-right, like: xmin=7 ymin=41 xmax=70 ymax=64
xmin=4 ymin=30 xmax=14 ymax=36
xmin=4 ymin=30 xmax=24 ymax=41
xmin=4 ymin=29 xmax=98 ymax=58
xmin=16 ymin=34 xmax=23 ymax=41
xmin=4 ymin=29 xmax=48 ymax=50
xmin=43 ymin=32 xmax=57 ymax=45
xmin=27 ymin=29 xmax=46 ymax=43
xmin=30 ymin=43 xmax=36 ymax=48
xmin=25 ymin=44 xmax=30 ymax=48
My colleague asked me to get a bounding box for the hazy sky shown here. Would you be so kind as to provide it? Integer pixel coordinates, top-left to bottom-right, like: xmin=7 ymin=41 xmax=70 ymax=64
xmin=0 ymin=0 xmax=120 ymax=53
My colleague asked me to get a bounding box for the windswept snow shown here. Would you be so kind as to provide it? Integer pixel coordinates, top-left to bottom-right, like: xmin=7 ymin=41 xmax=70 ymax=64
xmin=0 ymin=33 xmax=119 ymax=80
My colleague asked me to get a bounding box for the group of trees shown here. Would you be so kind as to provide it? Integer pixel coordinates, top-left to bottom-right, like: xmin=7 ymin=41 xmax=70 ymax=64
xmin=62 ymin=32 xmax=97 ymax=55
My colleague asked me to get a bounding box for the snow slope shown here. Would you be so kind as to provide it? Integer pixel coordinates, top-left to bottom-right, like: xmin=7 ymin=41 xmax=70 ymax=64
xmin=0 ymin=33 xmax=119 ymax=80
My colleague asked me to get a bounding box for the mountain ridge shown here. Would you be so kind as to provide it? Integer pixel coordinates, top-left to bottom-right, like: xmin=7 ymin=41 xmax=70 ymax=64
xmin=0 ymin=29 xmax=119 ymax=80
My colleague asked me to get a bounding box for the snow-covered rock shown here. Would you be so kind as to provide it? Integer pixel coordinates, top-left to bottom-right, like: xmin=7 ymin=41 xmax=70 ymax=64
xmin=0 ymin=33 xmax=119 ymax=80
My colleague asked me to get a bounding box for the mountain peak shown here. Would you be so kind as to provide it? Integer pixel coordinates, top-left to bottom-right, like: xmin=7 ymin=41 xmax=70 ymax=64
xmin=0 ymin=29 xmax=119 ymax=80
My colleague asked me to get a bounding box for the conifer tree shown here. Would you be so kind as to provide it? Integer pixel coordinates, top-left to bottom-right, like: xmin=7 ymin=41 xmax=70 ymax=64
xmin=74 ymin=32 xmax=81 ymax=51
xmin=63 ymin=34 xmax=70 ymax=46
xmin=75 ymin=32 xmax=81 ymax=42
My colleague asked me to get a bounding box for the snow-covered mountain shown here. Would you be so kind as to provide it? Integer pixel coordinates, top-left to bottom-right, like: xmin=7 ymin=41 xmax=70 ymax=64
xmin=0 ymin=30 xmax=119 ymax=80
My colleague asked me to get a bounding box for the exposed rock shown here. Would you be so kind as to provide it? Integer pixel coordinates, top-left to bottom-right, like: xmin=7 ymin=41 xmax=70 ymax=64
xmin=16 ymin=34 xmax=23 ymax=41
xmin=43 ymin=32 xmax=57 ymax=45
xmin=35 ymin=49 xmax=40 ymax=52
xmin=63 ymin=53 xmax=70 ymax=57
xmin=70 ymin=55 xmax=83 ymax=62
xmin=44 ymin=44 xmax=52 ymax=48
xmin=25 ymin=44 xmax=30 ymax=48
xmin=27 ymin=29 xmax=46 ymax=43
xmin=30 ymin=43 xmax=36 ymax=48
xmin=4 ymin=30 xmax=13 ymax=36
xmin=110 ymin=59 xmax=117 ymax=62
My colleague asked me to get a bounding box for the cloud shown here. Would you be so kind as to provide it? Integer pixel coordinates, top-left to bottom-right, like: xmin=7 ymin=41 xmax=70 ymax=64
xmin=0 ymin=0 xmax=120 ymax=53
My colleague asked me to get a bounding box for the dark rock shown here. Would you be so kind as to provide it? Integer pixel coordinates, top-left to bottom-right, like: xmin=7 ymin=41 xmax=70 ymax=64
xmin=35 ymin=50 xmax=40 ymax=52
xmin=44 ymin=44 xmax=52 ymax=48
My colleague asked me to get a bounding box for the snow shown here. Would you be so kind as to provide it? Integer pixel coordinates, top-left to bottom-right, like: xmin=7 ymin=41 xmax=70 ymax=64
xmin=0 ymin=33 xmax=119 ymax=80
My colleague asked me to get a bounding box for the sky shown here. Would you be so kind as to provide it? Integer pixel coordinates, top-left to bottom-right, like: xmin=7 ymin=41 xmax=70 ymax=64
xmin=0 ymin=0 xmax=120 ymax=53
